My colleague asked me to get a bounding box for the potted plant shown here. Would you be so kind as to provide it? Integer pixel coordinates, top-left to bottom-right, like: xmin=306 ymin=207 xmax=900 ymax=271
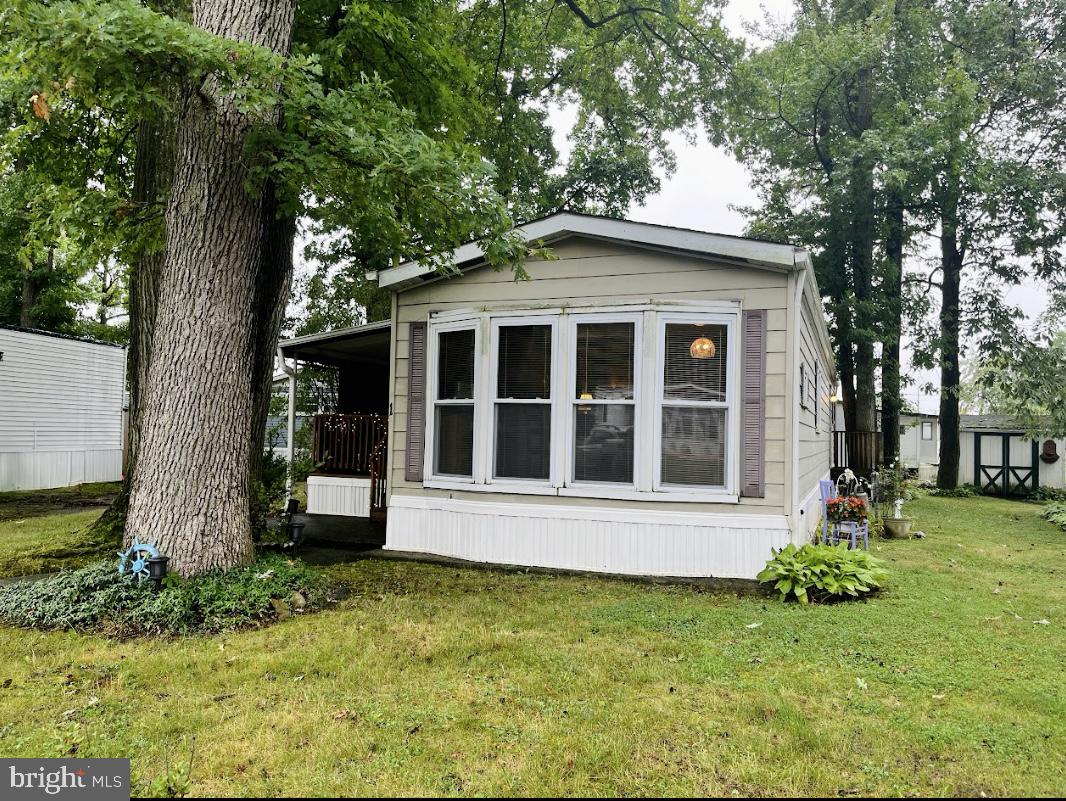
xmin=826 ymin=495 xmax=869 ymax=524
xmin=879 ymin=461 xmax=912 ymax=538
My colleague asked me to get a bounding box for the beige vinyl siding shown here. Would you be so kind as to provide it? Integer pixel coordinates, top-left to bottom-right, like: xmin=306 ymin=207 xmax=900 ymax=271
xmin=387 ymin=236 xmax=790 ymax=515
xmin=795 ymin=288 xmax=833 ymax=502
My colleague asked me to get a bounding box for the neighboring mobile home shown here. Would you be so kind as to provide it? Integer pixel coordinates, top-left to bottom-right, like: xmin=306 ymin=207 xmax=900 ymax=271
xmin=279 ymin=213 xmax=836 ymax=579
xmin=0 ymin=325 xmax=126 ymax=491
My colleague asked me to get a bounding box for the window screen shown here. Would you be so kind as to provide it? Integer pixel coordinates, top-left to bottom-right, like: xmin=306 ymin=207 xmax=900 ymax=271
xmin=922 ymin=421 xmax=933 ymax=440
xmin=661 ymin=321 xmax=729 ymax=488
xmin=494 ymin=324 xmax=552 ymax=480
xmin=434 ymin=328 xmax=475 ymax=477
xmin=573 ymin=321 xmax=635 ymax=483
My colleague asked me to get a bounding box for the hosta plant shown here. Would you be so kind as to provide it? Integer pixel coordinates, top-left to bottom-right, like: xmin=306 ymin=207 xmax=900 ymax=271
xmin=757 ymin=543 xmax=889 ymax=604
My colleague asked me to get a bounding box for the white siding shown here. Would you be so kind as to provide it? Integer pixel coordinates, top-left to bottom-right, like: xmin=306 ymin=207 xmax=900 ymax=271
xmin=306 ymin=475 xmax=372 ymax=517
xmin=386 ymin=495 xmax=791 ymax=580
xmin=0 ymin=328 xmax=125 ymax=491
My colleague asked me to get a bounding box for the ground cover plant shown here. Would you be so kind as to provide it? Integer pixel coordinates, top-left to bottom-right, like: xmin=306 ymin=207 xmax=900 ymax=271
xmin=0 ymin=554 xmax=324 ymax=636
xmin=0 ymin=494 xmax=1062 ymax=795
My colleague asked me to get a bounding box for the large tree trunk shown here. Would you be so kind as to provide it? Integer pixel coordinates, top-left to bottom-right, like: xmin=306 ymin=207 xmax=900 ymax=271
xmin=125 ymin=0 xmax=297 ymax=575
xmin=95 ymin=115 xmax=174 ymax=544
xmin=18 ymin=248 xmax=52 ymax=329
xmin=847 ymin=68 xmax=878 ymax=465
xmin=881 ymin=191 xmax=905 ymax=465
xmin=936 ymin=199 xmax=963 ymax=489
xmin=249 ymin=206 xmax=297 ymax=466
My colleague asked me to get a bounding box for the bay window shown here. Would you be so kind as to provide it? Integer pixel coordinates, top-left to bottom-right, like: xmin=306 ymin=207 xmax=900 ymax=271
xmin=425 ymin=303 xmax=739 ymax=499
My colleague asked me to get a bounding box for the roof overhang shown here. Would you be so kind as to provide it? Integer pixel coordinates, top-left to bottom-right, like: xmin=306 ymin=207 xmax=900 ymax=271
xmin=278 ymin=320 xmax=391 ymax=367
xmin=377 ymin=212 xmax=810 ymax=292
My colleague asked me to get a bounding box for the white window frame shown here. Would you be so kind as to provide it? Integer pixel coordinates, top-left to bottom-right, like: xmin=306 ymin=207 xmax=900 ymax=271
xmin=422 ymin=302 xmax=742 ymax=503
xmin=488 ymin=315 xmax=560 ymax=488
xmin=652 ymin=311 xmax=740 ymax=497
xmin=921 ymin=421 xmax=933 ymax=440
xmin=563 ymin=312 xmax=643 ymax=491
xmin=424 ymin=318 xmax=481 ymax=484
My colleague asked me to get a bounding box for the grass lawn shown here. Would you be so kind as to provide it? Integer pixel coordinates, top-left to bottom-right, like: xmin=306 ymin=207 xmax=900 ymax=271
xmin=0 ymin=494 xmax=1063 ymax=796
xmin=0 ymin=481 xmax=120 ymax=578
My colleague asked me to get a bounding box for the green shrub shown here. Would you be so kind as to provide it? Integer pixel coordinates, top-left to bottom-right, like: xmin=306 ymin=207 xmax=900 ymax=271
xmin=251 ymin=451 xmax=290 ymax=537
xmin=0 ymin=554 xmax=324 ymax=636
xmin=1043 ymin=502 xmax=1066 ymax=531
xmin=930 ymin=484 xmax=979 ymax=498
xmin=757 ymin=543 xmax=889 ymax=604
xmin=1031 ymin=486 xmax=1066 ymax=502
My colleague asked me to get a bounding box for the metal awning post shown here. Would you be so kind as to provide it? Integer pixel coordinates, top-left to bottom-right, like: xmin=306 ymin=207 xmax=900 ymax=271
xmin=278 ymin=346 xmax=298 ymax=500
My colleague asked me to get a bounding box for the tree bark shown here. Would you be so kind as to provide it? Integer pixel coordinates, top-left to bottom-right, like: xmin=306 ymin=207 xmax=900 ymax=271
xmin=848 ymin=68 xmax=878 ymax=444
xmin=18 ymin=248 xmax=52 ymax=329
xmin=125 ymin=0 xmax=297 ymax=575
xmin=881 ymin=191 xmax=904 ymax=465
xmin=936 ymin=179 xmax=963 ymax=488
xmin=249 ymin=205 xmax=297 ymax=467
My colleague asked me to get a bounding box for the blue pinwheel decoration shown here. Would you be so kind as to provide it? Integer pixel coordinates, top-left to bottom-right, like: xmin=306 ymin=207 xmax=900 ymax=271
xmin=117 ymin=539 xmax=160 ymax=581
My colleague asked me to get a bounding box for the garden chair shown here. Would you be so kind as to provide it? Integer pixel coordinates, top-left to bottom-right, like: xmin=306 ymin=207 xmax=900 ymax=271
xmin=820 ymin=479 xmax=869 ymax=550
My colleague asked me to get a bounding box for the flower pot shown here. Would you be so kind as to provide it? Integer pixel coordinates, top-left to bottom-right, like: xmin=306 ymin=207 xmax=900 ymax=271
xmin=883 ymin=517 xmax=911 ymax=539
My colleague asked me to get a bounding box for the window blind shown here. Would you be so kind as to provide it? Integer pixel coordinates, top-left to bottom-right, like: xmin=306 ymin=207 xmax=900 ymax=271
xmin=661 ymin=322 xmax=729 ymax=487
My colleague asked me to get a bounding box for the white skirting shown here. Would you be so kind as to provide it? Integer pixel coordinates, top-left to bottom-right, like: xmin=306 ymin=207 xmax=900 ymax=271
xmin=385 ymin=494 xmax=791 ymax=579
xmin=0 ymin=449 xmax=122 ymax=492
xmin=306 ymin=475 xmax=372 ymax=517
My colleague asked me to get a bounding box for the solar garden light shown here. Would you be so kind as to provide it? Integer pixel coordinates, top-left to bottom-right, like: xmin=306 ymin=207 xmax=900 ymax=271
xmin=287 ymin=520 xmax=306 ymax=547
xmin=147 ymin=556 xmax=169 ymax=591
xmin=285 ymin=498 xmax=299 ymax=516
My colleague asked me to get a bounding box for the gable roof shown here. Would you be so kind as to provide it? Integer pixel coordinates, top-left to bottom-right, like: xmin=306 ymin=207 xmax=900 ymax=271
xmin=375 ymin=211 xmax=813 ymax=291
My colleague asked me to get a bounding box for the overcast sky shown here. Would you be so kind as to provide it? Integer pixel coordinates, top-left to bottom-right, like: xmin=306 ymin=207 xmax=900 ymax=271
xmin=549 ymin=0 xmax=1049 ymax=414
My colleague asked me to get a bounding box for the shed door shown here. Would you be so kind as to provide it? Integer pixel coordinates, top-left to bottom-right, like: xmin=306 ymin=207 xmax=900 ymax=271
xmin=974 ymin=432 xmax=1039 ymax=497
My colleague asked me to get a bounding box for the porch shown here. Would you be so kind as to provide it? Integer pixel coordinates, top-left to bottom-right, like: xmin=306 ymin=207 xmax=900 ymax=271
xmin=278 ymin=321 xmax=392 ymax=522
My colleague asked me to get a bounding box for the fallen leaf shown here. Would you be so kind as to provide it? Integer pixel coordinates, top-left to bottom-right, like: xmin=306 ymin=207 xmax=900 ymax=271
xmin=856 ymin=677 xmax=868 ymax=691
xmin=745 ymin=622 xmax=762 ymax=629
xmin=1034 ymin=619 xmax=1050 ymax=625
xmin=932 ymin=693 xmax=946 ymax=700
xmin=332 ymin=708 xmax=350 ymax=720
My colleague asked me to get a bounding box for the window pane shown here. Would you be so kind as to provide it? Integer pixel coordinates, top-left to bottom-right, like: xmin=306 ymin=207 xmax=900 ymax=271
xmin=495 ymin=404 xmax=551 ymax=479
xmin=574 ymin=405 xmax=634 ymax=483
xmin=661 ymin=406 xmax=726 ymax=486
xmin=438 ymin=329 xmax=475 ymax=400
xmin=497 ymin=325 xmax=552 ymax=399
xmin=435 ymin=405 xmax=473 ymax=476
xmin=663 ymin=323 xmax=728 ymax=402
xmin=575 ymin=322 xmax=634 ymax=400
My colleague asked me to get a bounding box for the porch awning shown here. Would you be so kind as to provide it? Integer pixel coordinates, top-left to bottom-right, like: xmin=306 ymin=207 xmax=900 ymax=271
xmin=279 ymin=320 xmax=391 ymax=367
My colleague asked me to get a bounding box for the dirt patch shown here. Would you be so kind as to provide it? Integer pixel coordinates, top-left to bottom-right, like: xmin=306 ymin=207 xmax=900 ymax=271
xmin=0 ymin=483 xmax=120 ymax=522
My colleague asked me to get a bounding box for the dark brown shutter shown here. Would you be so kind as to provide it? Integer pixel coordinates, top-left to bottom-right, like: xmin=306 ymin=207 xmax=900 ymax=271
xmin=740 ymin=309 xmax=766 ymax=498
xmin=405 ymin=321 xmax=427 ymax=482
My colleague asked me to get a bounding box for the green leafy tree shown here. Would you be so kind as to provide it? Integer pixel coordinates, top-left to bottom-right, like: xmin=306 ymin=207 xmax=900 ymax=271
xmin=1 ymin=0 xmax=738 ymax=574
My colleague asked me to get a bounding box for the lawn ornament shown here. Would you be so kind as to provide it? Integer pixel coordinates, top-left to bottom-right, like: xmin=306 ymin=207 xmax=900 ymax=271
xmin=117 ymin=539 xmax=161 ymax=581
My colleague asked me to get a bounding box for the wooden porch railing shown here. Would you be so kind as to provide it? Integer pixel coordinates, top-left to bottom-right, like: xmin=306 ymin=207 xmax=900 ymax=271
xmin=312 ymin=413 xmax=388 ymax=517
xmin=832 ymin=430 xmax=882 ymax=477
